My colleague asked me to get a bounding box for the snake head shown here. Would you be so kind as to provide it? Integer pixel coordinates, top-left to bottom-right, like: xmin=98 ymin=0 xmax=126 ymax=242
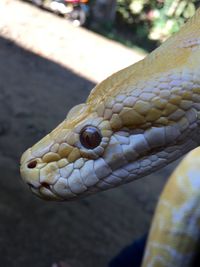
xmin=20 ymin=13 xmax=200 ymax=200
xmin=20 ymin=65 xmax=199 ymax=201
xmin=20 ymin=102 xmax=114 ymax=200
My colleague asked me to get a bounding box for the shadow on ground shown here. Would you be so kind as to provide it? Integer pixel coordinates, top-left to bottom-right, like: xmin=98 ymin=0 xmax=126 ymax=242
xmin=0 ymin=36 xmax=172 ymax=267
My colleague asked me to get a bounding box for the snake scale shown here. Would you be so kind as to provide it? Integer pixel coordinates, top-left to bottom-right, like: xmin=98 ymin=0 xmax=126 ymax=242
xmin=20 ymin=8 xmax=200 ymax=267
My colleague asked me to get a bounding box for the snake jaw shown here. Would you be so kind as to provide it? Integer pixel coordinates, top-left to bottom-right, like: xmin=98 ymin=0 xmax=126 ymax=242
xmin=20 ymin=152 xmax=65 ymax=201
xmin=20 ymin=116 xmax=198 ymax=201
xmin=19 ymin=107 xmax=114 ymax=200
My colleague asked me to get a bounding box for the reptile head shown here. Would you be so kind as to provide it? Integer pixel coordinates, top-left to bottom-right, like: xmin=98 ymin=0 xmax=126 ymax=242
xmin=20 ymin=101 xmax=114 ymax=200
xmin=20 ymin=12 xmax=200 ymax=200
xmin=20 ymin=67 xmax=199 ymax=201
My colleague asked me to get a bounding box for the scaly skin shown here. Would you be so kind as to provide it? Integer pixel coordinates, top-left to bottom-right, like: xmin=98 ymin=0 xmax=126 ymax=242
xmin=20 ymin=9 xmax=200 ymax=200
xmin=142 ymin=147 xmax=200 ymax=267
xmin=20 ymin=8 xmax=200 ymax=266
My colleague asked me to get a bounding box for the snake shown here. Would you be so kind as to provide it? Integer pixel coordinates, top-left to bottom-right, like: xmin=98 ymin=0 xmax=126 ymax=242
xmin=20 ymin=8 xmax=200 ymax=267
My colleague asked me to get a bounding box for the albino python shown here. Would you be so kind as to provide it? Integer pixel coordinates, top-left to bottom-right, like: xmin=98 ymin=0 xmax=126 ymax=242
xmin=20 ymin=8 xmax=200 ymax=267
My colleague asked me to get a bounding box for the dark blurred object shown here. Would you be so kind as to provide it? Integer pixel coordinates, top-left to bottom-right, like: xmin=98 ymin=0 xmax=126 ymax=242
xmin=90 ymin=0 xmax=116 ymax=25
xmin=49 ymin=0 xmax=89 ymax=26
xmin=28 ymin=0 xmax=89 ymax=26
xmin=116 ymin=0 xmax=199 ymax=43
xmin=109 ymin=234 xmax=147 ymax=267
xmin=31 ymin=0 xmax=44 ymax=6
xmin=88 ymin=0 xmax=200 ymax=52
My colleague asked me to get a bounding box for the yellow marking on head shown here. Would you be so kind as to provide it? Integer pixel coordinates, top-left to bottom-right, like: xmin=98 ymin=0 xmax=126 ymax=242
xmin=146 ymin=108 xmax=162 ymax=122
xmin=43 ymin=152 xmax=61 ymax=163
xmin=58 ymin=143 xmax=73 ymax=158
xmin=119 ymin=108 xmax=145 ymax=126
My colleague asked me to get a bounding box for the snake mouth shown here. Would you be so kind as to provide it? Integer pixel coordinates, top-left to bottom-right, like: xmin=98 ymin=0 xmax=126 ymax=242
xmin=27 ymin=182 xmax=38 ymax=189
xmin=40 ymin=182 xmax=51 ymax=189
xmin=21 ymin=163 xmax=64 ymax=200
xmin=28 ymin=182 xmax=65 ymax=201
xmin=27 ymin=181 xmax=50 ymax=190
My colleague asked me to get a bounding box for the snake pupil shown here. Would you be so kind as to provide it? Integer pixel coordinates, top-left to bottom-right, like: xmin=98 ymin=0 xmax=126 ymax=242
xmin=27 ymin=160 xmax=37 ymax=169
xmin=80 ymin=126 xmax=102 ymax=149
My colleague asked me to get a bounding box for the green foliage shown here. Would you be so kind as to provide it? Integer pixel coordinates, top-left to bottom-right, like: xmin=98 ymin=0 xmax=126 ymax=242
xmin=116 ymin=0 xmax=198 ymax=43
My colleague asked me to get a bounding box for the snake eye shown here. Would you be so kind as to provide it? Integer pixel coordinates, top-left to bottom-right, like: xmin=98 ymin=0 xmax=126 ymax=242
xmin=27 ymin=160 xmax=37 ymax=169
xmin=80 ymin=126 xmax=102 ymax=149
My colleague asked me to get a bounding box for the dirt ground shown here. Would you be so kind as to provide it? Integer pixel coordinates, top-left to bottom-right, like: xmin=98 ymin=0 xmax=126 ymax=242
xmin=0 ymin=1 xmax=180 ymax=267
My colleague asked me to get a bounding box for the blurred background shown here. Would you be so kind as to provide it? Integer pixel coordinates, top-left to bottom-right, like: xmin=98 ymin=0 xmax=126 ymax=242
xmin=0 ymin=0 xmax=199 ymax=266
xmin=27 ymin=0 xmax=200 ymax=49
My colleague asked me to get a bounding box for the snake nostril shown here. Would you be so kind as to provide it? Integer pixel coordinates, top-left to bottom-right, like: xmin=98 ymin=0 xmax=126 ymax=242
xmin=41 ymin=182 xmax=50 ymax=189
xmin=27 ymin=160 xmax=37 ymax=169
